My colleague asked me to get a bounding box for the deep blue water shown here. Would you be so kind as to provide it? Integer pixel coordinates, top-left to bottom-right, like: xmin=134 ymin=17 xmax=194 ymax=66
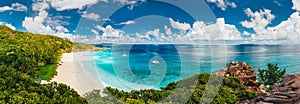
xmin=90 ymin=44 xmax=300 ymax=91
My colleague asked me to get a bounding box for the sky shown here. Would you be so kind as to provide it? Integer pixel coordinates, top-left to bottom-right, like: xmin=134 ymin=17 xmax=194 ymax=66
xmin=0 ymin=0 xmax=300 ymax=44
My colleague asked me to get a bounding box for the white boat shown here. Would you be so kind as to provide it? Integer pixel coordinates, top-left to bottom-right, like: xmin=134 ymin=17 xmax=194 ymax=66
xmin=151 ymin=60 xmax=160 ymax=64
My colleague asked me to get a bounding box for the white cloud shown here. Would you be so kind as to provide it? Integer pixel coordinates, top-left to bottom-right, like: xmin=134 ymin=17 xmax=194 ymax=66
xmin=24 ymin=0 xmax=112 ymax=43
xmin=127 ymin=1 xmax=137 ymax=10
xmin=113 ymin=0 xmax=146 ymax=10
xmin=0 ymin=22 xmax=16 ymax=30
xmin=242 ymin=31 xmax=254 ymax=37
xmin=168 ymin=18 xmax=241 ymax=41
xmin=187 ymin=18 xmax=242 ymax=40
xmin=22 ymin=10 xmax=72 ymax=39
xmin=90 ymin=17 xmax=243 ymax=43
xmin=114 ymin=0 xmax=128 ymax=4
xmin=91 ymin=29 xmax=99 ymax=35
xmin=136 ymin=32 xmax=150 ymax=40
xmin=169 ymin=18 xmax=191 ymax=31
xmin=82 ymin=12 xmax=101 ymax=21
xmin=0 ymin=6 xmax=11 ymax=12
xmin=274 ymin=0 xmax=282 ymax=6
xmin=45 ymin=16 xmax=70 ymax=26
xmin=0 ymin=3 xmax=27 ymax=12
xmin=22 ymin=11 xmax=55 ymax=34
xmin=101 ymin=0 xmax=109 ymax=3
xmin=239 ymin=3 xmax=300 ymax=44
xmin=119 ymin=20 xmax=136 ymax=25
xmin=230 ymin=2 xmax=237 ymax=8
xmin=23 ymin=0 xmax=74 ymax=39
xmin=146 ymin=28 xmax=161 ymax=39
xmin=293 ymin=0 xmax=300 ymax=12
xmin=81 ymin=16 xmax=246 ymax=44
xmin=164 ymin=25 xmax=172 ymax=35
xmin=251 ymin=12 xmax=300 ymax=41
xmin=12 ymin=3 xmax=27 ymax=11
xmin=207 ymin=0 xmax=237 ymax=11
xmin=70 ymin=35 xmax=91 ymax=43
xmin=101 ymin=18 xmax=243 ymax=43
xmin=32 ymin=1 xmax=50 ymax=11
xmin=96 ymin=25 xmax=124 ymax=37
xmin=48 ymin=0 xmax=99 ymax=11
xmin=241 ymin=8 xmax=275 ymax=35
xmin=135 ymin=28 xmax=168 ymax=42
xmin=103 ymin=18 xmax=111 ymax=21
xmin=55 ymin=32 xmax=73 ymax=39
xmin=55 ymin=25 xmax=69 ymax=33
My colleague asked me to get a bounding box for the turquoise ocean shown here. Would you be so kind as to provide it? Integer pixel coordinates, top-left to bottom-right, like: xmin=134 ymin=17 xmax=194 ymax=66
xmin=80 ymin=44 xmax=300 ymax=91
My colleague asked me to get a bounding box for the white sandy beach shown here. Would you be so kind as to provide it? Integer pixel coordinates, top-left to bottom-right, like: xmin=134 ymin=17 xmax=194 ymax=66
xmin=42 ymin=51 xmax=161 ymax=95
xmin=42 ymin=52 xmax=104 ymax=96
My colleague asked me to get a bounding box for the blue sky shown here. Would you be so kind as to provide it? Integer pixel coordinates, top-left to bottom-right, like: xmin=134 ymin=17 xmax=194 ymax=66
xmin=0 ymin=0 xmax=300 ymax=44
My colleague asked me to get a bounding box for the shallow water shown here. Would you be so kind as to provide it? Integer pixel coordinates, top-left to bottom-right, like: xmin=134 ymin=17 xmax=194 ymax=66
xmin=83 ymin=44 xmax=300 ymax=91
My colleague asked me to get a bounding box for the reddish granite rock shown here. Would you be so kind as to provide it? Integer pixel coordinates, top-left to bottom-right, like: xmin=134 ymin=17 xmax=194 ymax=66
xmin=217 ymin=62 xmax=262 ymax=94
xmin=290 ymin=78 xmax=300 ymax=89
xmin=246 ymin=75 xmax=300 ymax=104
xmin=219 ymin=62 xmax=300 ymax=104
xmin=282 ymin=75 xmax=298 ymax=84
xmin=223 ymin=62 xmax=300 ymax=104
xmin=264 ymin=97 xmax=292 ymax=103
xmin=224 ymin=62 xmax=254 ymax=77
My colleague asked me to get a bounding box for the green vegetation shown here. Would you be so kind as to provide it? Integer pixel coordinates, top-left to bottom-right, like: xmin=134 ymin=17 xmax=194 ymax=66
xmin=0 ymin=66 xmax=87 ymax=103
xmin=0 ymin=26 xmax=100 ymax=80
xmin=85 ymin=73 xmax=258 ymax=104
xmin=257 ymin=63 xmax=286 ymax=91
xmin=0 ymin=26 xmax=87 ymax=103
xmin=0 ymin=26 xmax=72 ymax=77
xmin=73 ymin=42 xmax=106 ymax=52
xmin=0 ymin=25 xmax=264 ymax=103
xmin=36 ymin=52 xmax=62 ymax=80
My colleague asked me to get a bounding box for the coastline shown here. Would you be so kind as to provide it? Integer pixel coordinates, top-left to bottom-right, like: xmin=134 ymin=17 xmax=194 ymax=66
xmin=41 ymin=52 xmax=105 ymax=96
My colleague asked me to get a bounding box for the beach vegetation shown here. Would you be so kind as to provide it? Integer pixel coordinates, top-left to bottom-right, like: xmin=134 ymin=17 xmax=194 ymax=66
xmin=0 ymin=26 xmax=87 ymax=103
xmin=36 ymin=52 xmax=62 ymax=80
xmin=257 ymin=63 xmax=286 ymax=91
xmin=0 ymin=25 xmax=263 ymax=103
xmin=84 ymin=73 xmax=258 ymax=104
xmin=0 ymin=26 xmax=72 ymax=79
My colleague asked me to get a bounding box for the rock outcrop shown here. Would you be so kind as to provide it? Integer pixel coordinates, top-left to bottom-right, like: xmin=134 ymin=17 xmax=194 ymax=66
xmin=217 ymin=62 xmax=264 ymax=95
xmin=217 ymin=62 xmax=300 ymax=104
xmin=264 ymin=75 xmax=300 ymax=104
xmin=241 ymin=74 xmax=300 ymax=104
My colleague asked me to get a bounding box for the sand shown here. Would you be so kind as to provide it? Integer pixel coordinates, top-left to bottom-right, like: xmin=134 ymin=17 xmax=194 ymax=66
xmin=41 ymin=52 xmax=104 ymax=96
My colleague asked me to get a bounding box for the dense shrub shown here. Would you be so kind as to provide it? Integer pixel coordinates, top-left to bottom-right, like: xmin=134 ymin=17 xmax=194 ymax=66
xmin=0 ymin=26 xmax=87 ymax=103
xmin=85 ymin=73 xmax=258 ymax=104
xmin=257 ymin=63 xmax=286 ymax=91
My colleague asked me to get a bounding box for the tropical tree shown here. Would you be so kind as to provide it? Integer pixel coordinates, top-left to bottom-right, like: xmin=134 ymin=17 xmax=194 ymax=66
xmin=0 ymin=26 xmax=88 ymax=103
xmin=85 ymin=73 xmax=258 ymax=104
xmin=257 ymin=63 xmax=286 ymax=91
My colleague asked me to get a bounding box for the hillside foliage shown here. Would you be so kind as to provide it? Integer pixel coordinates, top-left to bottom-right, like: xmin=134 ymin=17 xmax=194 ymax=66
xmin=85 ymin=73 xmax=258 ymax=104
xmin=0 ymin=26 xmax=87 ymax=103
xmin=0 ymin=26 xmax=259 ymax=103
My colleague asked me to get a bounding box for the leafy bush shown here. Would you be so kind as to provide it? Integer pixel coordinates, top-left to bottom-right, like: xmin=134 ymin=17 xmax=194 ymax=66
xmin=0 ymin=26 xmax=73 ymax=77
xmin=0 ymin=66 xmax=87 ymax=103
xmin=0 ymin=26 xmax=87 ymax=103
xmin=85 ymin=73 xmax=258 ymax=104
xmin=257 ymin=63 xmax=286 ymax=91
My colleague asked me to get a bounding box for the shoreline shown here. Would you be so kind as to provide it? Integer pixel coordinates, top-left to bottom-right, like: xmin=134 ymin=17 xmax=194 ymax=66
xmin=42 ymin=52 xmax=105 ymax=96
